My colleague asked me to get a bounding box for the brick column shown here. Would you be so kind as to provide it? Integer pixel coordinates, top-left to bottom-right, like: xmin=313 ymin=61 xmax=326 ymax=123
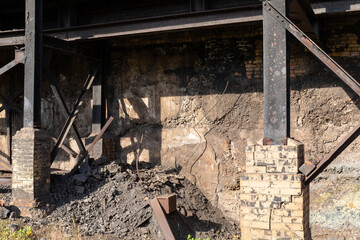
xmin=12 ymin=128 xmax=50 ymax=214
xmin=240 ymin=138 xmax=310 ymax=240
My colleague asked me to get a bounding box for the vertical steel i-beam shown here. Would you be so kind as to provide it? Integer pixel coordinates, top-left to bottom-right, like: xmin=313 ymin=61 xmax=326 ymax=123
xmin=263 ymin=0 xmax=289 ymax=145
xmin=24 ymin=0 xmax=43 ymax=128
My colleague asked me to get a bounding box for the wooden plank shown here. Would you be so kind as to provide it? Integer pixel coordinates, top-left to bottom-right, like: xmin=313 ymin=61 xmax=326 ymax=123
xmin=68 ymin=116 xmax=114 ymax=175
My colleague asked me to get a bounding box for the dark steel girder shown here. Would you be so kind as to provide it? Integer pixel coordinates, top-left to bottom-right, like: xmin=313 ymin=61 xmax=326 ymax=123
xmin=44 ymin=5 xmax=262 ymax=41
xmin=264 ymin=0 xmax=360 ymax=183
xmin=263 ymin=0 xmax=289 ymax=145
xmin=23 ymin=0 xmax=43 ymax=128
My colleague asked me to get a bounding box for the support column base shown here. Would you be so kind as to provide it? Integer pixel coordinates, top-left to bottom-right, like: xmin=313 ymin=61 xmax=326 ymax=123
xmin=240 ymin=138 xmax=310 ymax=240
xmin=11 ymin=127 xmax=50 ymax=216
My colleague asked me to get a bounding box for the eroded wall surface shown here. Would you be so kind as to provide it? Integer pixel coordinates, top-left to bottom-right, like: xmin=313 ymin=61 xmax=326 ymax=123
xmin=0 ymin=15 xmax=359 ymax=238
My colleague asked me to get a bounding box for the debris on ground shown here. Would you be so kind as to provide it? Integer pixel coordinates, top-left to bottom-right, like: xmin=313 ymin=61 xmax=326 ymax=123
xmin=0 ymin=160 xmax=239 ymax=239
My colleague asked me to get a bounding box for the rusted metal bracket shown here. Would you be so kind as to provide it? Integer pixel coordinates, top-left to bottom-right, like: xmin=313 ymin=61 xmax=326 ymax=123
xmin=263 ymin=0 xmax=360 ymax=97
xmin=150 ymin=198 xmax=176 ymax=240
xmin=305 ymin=122 xmax=360 ymax=184
xmin=68 ymin=116 xmax=114 ymax=176
xmin=0 ymin=49 xmax=24 ymax=76
xmin=51 ymin=70 xmax=97 ymax=163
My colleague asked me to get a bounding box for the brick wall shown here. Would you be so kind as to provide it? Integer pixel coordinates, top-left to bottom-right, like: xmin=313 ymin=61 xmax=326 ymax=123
xmin=240 ymin=138 xmax=310 ymax=240
xmin=12 ymin=128 xmax=50 ymax=210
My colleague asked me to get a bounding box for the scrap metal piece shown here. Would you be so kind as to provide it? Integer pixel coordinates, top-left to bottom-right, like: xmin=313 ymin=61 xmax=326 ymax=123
xmin=299 ymin=161 xmax=316 ymax=176
xmin=149 ymin=198 xmax=176 ymax=240
xmin=157 ymin=193 xmax=177 ymax=215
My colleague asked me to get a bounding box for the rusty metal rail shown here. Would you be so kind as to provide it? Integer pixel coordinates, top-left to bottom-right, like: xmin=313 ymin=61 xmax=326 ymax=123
xmin=150 ymin=198 xmax=176 ymax=240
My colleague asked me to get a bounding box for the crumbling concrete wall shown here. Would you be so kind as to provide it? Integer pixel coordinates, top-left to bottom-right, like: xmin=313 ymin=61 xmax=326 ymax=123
xmin=1 ymin=15 xmax=359 ymax=236
xmin=104 ymin=16 xmax=360 ymax=227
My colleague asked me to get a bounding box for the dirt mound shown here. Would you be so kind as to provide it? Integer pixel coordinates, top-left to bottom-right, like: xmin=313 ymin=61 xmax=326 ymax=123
xmin=24 ymin=160 xmax=239 ymax=239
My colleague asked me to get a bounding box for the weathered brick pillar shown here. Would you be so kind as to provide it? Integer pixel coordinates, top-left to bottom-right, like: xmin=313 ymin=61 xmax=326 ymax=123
xmin=12 ymin=128 xmax=50 ymax=213
xmin=240 ymin=138 xmax=310 ymax=240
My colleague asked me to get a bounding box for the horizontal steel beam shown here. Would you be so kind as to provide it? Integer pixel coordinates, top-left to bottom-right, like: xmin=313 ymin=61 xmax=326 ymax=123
xmin=44 ymin=6 xmax=262 ymax=41
xmin=0 ymin=1 xmax=358 ymax=45
xmin=0 ymin=30 xmax=25 ymax=47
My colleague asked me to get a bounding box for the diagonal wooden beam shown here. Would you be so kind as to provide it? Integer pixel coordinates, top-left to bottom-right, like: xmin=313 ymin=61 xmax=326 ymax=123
xmin=69 ymin=116 xmax=113 ymax=175
xmin=46 ymin=68 xmax=86 ymax=154
xmin=51 ymin=137 xmax=78 ymax=158
xmin=51 ymin=70 xmax=97 ymax=163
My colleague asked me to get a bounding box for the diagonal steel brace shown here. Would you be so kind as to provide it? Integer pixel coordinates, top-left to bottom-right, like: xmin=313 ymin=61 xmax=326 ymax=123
xmin=264 ymin=0 xmax=360 ymax=184
xmin=264 ymin=0 xmax=360 ymax=97
xmin=51 ymin=70 xmax=97 ymax=163
xmin=0 ymin=49 xmax=24 ymax=76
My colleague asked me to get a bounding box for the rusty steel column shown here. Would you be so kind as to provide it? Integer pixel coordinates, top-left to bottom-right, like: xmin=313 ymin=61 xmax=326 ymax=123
xmin=12 ymin=0 xmax=51 ymax=216
xmin=24 ymin=0 xmax=43 ymax=128
xmin=263 ymin=0 xmax=290 ymax=145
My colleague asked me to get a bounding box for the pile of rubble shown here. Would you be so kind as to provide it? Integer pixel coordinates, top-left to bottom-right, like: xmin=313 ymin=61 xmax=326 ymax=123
xmin=1 ymin=159 xmax=239 ymax=239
